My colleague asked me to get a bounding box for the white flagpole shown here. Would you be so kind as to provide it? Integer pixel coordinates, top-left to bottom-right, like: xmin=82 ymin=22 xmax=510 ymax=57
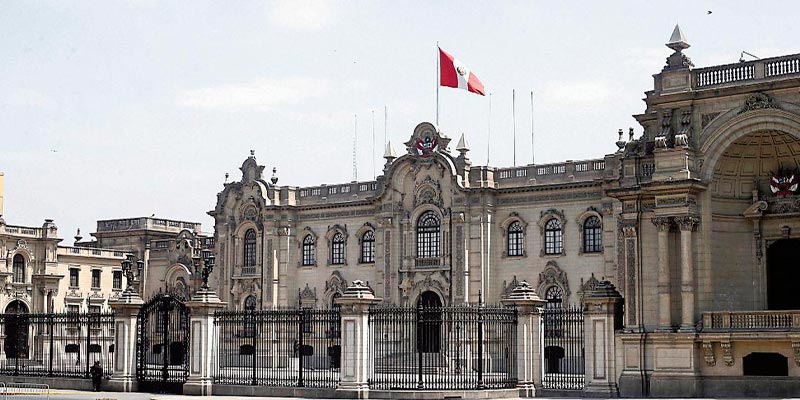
xmin=353 ymin=114 xmax=358 ymax=181
xmin=531 ymin=91 xmax=535 ymax=165
xmin=372 ymin=110 xmax=376 ymax=179
xmin=384 ymin=105 xmax=388 ymax=146
xmin=487 ymin=93 xmax=492 ymax=165
xmin=436 ymin=41 xmax=440 ymax=126
xmin=512 ymin=89 xmax=517 ymax=167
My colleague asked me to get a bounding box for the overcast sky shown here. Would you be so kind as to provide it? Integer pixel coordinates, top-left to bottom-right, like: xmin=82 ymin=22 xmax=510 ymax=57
xmin=2 ymin=0 xmax=798 ymax=241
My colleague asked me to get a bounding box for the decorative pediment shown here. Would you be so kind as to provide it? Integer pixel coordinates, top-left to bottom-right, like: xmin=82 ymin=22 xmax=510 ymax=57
xmin=502 ymin=275 xmax=522 ymax=298
xmin=240 ymin=151 xmax=265 ymax=183
xmin=413 ymin=176 xmax=443 ymax=208
xmin=537 ymin=260 xmax=570 ymax=299
xmin=324 ymin=271 xmax=347 ymax=298
xmin=10 ymin=240 xmax=34 ymax=261
xmin=578 ymin=273 xmax=600 ymax=299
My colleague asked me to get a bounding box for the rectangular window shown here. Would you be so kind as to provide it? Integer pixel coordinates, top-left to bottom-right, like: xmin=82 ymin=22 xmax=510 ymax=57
xmin=91 ymin=270 xmax=101 ymax=288
xmin=67 ymin=304 xmax=80 ymax=314
xmin=70 ymin=269 xmax=79 ymax=287
xmin=113 ymin=271 xmax=122 ymax=289
xmin=89 ymin=305 xmax=101 ymax=314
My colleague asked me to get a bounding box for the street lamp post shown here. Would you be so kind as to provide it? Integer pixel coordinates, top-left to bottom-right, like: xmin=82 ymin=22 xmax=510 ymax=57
xmin=192 ymin=249 xmax=215 ymax=293
xmin=121 ymin=254 xmax=144 ymax=295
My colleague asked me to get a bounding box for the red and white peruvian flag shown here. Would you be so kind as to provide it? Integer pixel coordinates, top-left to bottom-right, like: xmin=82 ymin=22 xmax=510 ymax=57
xmin=439 ymin=47 xmax=485 ymax=96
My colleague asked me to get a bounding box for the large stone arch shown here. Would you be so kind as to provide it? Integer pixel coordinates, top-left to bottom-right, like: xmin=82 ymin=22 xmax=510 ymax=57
xmin=699 ymin=108 xmax=800 ymax=183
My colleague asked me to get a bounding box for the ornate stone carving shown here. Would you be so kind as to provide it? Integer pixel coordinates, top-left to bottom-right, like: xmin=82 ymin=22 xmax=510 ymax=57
xmin=651 ymin=216 xmax=673 ymax=232
xmin=721 ymin=341 xmax=734 ymax=366
xmin=537 ymin=261 xmax=570 ymax=299
xmin=792 ymin=342 xmax=800 ymax=367
xmin=299 ymin=283 xmax=317 ymax=303
xmin=739 ymin=92 xmax=780 ymax=114
xmin=622 ymin=222 xmax=638 ymax=237
xmin=702 ymin=342 xmax=716 ymax=367
xmin=578 ymin=273 xmax=600 ymax=299
xmin=655 ymin=110 xmax=672 ymax=148
xmin=701 ymin=111 xmax=722 ymax=128
xmin=413 ymin=176 xmax=443 ymax=208
xmin=324 ymin=271 xmax=348 ymax=301
xmin=675 ymin=215 xmax=700 ymax=231
xmin=502 ymin=275 xmax=521 ymax=298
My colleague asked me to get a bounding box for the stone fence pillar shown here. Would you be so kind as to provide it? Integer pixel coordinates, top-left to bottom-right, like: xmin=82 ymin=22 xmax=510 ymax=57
xmin=108 ymin=291 xmax=144 ymax=392
xmin=583 ymin=280 xmax=623 ymax=397
xmin=501 ymin=281 xmax=546 ymax=397
xmin=335 ymin=280 xmax=381 ymax=398
xmin=183 ymin=289 xmax=226 ymax=396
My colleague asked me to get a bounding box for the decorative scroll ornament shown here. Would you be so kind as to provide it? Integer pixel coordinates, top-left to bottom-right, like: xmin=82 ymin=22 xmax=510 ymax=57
xmin=739 ymin=92 xmax=780 ymax=114
xmin=770 ymin=168 xmax=799 ymax=196
xmin=537 ymin=260 xmax=570 ymax=299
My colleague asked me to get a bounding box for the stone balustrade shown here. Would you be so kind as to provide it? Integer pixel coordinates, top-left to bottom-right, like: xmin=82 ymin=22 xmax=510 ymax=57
xmin=701 ymin=310 xmax=800 ymax=331
xmin=693 ymin=53 xmax=800 ymax=89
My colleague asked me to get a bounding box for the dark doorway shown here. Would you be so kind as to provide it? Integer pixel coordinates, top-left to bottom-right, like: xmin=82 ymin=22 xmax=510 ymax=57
xmin=767 ymin=239 xmax=800 ymax=310
xmin=3 ymin=300 xmax=29 ymax=359
xmin=544 ymin=346 xmax=565 ymax=373
xmin=743 ymin=352 xmax=788 ymax=376
xmin=416 ymin=291 xmax=442 ymax=353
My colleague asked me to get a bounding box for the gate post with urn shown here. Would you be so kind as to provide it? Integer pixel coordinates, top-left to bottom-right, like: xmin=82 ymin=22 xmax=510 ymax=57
xmin=335 ymin=280 xmax=381 ymax=397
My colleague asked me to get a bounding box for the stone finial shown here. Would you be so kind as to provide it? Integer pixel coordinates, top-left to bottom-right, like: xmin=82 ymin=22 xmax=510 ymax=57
xmin=341 ymin=280 xmax=375 ymax=300
xmin=616 ymin=128 xmax=626 ymax=151
xmin=507 ymin=280 xmax=544 ymax=302
xmin=383 ymin=142 xmax=396 ymax=159
xmin=666 ymin=24 xmax=690 ymax=51
xmin=456 ymin=133 xmax=470 ymax=154
xmin=249 ymin=149 xmax=255 ymax=158
xmin=74 ymin=228 xmax=83 ymax=244
xmin=270 ymin=167 xmax=278 ymax=185
xmin=585 ymin=279 xmax=622 ymax=299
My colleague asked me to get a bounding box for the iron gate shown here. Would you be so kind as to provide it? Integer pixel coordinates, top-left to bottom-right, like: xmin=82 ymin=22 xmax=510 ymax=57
xmin=136 ymin=293 xmax=190 ymax=393
xmin=541 ymin=305 xmax=585 ymax=390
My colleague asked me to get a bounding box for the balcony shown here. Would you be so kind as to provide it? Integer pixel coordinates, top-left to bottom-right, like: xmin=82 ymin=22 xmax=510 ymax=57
xmin=700 ymin=310 xmax=800 ymax=332
xmin=414 ymin=258 xmax=441 ymax=268
xmin=692 ymin=53 xmax=800 ymax=89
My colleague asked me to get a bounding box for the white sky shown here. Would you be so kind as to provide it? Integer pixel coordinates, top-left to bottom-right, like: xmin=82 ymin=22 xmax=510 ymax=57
xmin=2 ymin=0 xmax=798 ymax=241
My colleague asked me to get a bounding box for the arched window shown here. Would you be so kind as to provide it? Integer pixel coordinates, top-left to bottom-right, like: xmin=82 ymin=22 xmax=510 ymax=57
xmin=244 ymin=295 xmax=258 ymax=311
xmin=416 ymin=211 xmax=440 ymax=258
xmin=545 ymin=286 xmax=563 ymax=309
xmin=583 ymin=216 xmax=602 ymax=253
xmin=12 ymin=255 xmax=24 ymax=283
xmin=302 ymin=235 xmax=316 ymax=266
xmin=544 ymin=218 xmax=563 ymax=255
xmin=361 ymin=230 xmax=375 ymax=263
xmin=507 ymin=221 xmax=524 ymax=257
xmin=331 ymin=232 xmax=345 ymax=265
xmin=243 ymin=229 xmax=257 ymax=268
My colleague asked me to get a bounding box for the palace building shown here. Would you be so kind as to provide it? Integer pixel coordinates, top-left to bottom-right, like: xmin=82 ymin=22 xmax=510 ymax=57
xmin=208 ymin=28 xmax=800 ymax=396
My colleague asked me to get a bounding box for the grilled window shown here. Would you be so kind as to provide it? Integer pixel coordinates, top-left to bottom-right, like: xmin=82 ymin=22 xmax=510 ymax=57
xmin=69 ymin=269 xmax=79 ymax=287
xmin=361 ymin=230 xmax=375 ymax=263
xmin=113 ymin=271 xmax=122 ymax=289
xmin=416 ymin=211 xmax=440 ymax=258
xmin=302 ymin=235 xmax=316 ymax=266
xmin=544 ymin=218 xmax=563 ymax=255
xmin=331 ymin=232 xmax=345 ymax=265
xmin=91 ymin=270 xmax=101 ymax=288
xmin=507 ymin=221 xmax=524 ymax=257
xmin=244 ymin=229 xmax=257 ymax=267
xmin=12 ymin=255 xmax=24 ymax=283
xmin=583 ymin=216 xmax=602 ymax=253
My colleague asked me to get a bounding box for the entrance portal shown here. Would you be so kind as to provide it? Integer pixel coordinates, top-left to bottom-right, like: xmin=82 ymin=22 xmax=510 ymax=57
xmin=416 ymin=291 xmax=442 ymax=353
xmin=3 ymin=300 xmax=29 ymax=360
xmin=767 ymin=239 xmax=800 ymax=310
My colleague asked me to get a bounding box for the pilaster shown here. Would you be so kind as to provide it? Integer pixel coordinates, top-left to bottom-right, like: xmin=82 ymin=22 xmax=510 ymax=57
xmin=183 ymin=289 xmax=226 ymax=395
xmin=583 ymin=280 xmax=623 ymax=398
xmin=652 ymin=216 xmax=673 ymax=331
xmin=501 ymin=281 xmax=547 ymax=397
xmin=335 ymin=281 xmax=381 ymax=398
xmin=675 ymin=215 xmax=699 ymax=331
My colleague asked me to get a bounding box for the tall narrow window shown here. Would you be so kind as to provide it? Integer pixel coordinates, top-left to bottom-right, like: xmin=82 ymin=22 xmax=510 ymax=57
xmin=243 ymin=229 xmax=257 ymax=270
xmin=544 ymin=218 xmax=563 ymax=255
xmin=69 ymin=269 xmax=79 ymax=287
xmin=361 ymin=230 xmax=375 ymax=263
xmin=331 ymin=232 xmax=345 ymax=265
xmin=112 ymin=271 xmax=122 ymax=290
xmin=507 ymin=221 xmax=524 ymax=256
xmin=91 ymin=270 xmax=101 ymax=288
xmin=583 ymin=216 xmax=602 ymax=253
xmin=417 ymin=211 xmax=440 ymax=258
xmin=302 ymin=235 xmax=316 ymax=266
xmin=12 ymin=255 xmax=24 ymax=283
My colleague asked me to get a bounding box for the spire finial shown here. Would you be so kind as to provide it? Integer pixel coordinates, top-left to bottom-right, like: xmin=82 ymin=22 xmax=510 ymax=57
xmin=249 ymin=149 xmax=255 ymax=158
xmin=456 ymin=133 xmax=470 ymax=154
xmin=667 ymin=24 xmax=690 ymax=52
xmin=271 ymin=167 xmax=278 ymax=185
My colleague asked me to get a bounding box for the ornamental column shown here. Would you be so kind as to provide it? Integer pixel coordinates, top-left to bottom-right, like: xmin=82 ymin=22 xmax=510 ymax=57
xmin=335 ymin=280 xmax=382 ymax=397
xmin=583 ymin=280 xmax=623 ymax=397
xmin=676 ymin=216 xmax=699 ymax=331
xmin=183 ymin=288 xmax=226 ymax=395
xmin=651 ymin=217 xmax=673 ymax=331
xmin=501 ymin=281 xmax=547 ymax=397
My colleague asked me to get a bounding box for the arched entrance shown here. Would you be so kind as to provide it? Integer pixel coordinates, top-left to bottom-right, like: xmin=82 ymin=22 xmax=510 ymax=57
xmin=416 ymin=291 xmax=442 ymax=353
xmin=4 ymin=300 xmax=29 ymax=360
xmin=767 ymin=239 xmax=800 ymax=310
xmin=136 ymin=293 xmax=190 ymax=394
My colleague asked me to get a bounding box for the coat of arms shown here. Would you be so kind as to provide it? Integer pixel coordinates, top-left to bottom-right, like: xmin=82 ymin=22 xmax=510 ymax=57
xmin=770 ymin=168 xmax=799 ymax=196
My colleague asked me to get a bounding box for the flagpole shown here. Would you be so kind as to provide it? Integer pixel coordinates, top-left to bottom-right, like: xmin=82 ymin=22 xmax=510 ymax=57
xmin=372 ymin=110 xmax=376 ymax=179
xmin=530 ymin=91 xmax=535 ymax=165
xmin=353 ymin=114 xmax=358 ymax=182
xmin=512 ymin=89 xmax=517 ymax=167
xmin=384 ymin=105 xmax=388 ymax=147
xmin=436 ymin=41 xmax=440 ymax=126
xmin=487 ymin=93 xmax=492 ymax=165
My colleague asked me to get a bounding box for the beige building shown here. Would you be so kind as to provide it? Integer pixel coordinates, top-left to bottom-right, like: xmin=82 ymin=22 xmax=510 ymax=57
xmin=209 ymin=27 xmax=800 ymax=396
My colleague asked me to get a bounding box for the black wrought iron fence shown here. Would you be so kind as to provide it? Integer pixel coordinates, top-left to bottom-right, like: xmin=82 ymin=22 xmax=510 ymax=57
xmin=541 ymin=305 xmax=585 ymax=390
xmin=213 ymin=308 xmax=340 ymax=388
xmin=368 ymin=304 xmax=517 ymax=390
xmin=0 ymin=312 xmax=115 ymax=378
